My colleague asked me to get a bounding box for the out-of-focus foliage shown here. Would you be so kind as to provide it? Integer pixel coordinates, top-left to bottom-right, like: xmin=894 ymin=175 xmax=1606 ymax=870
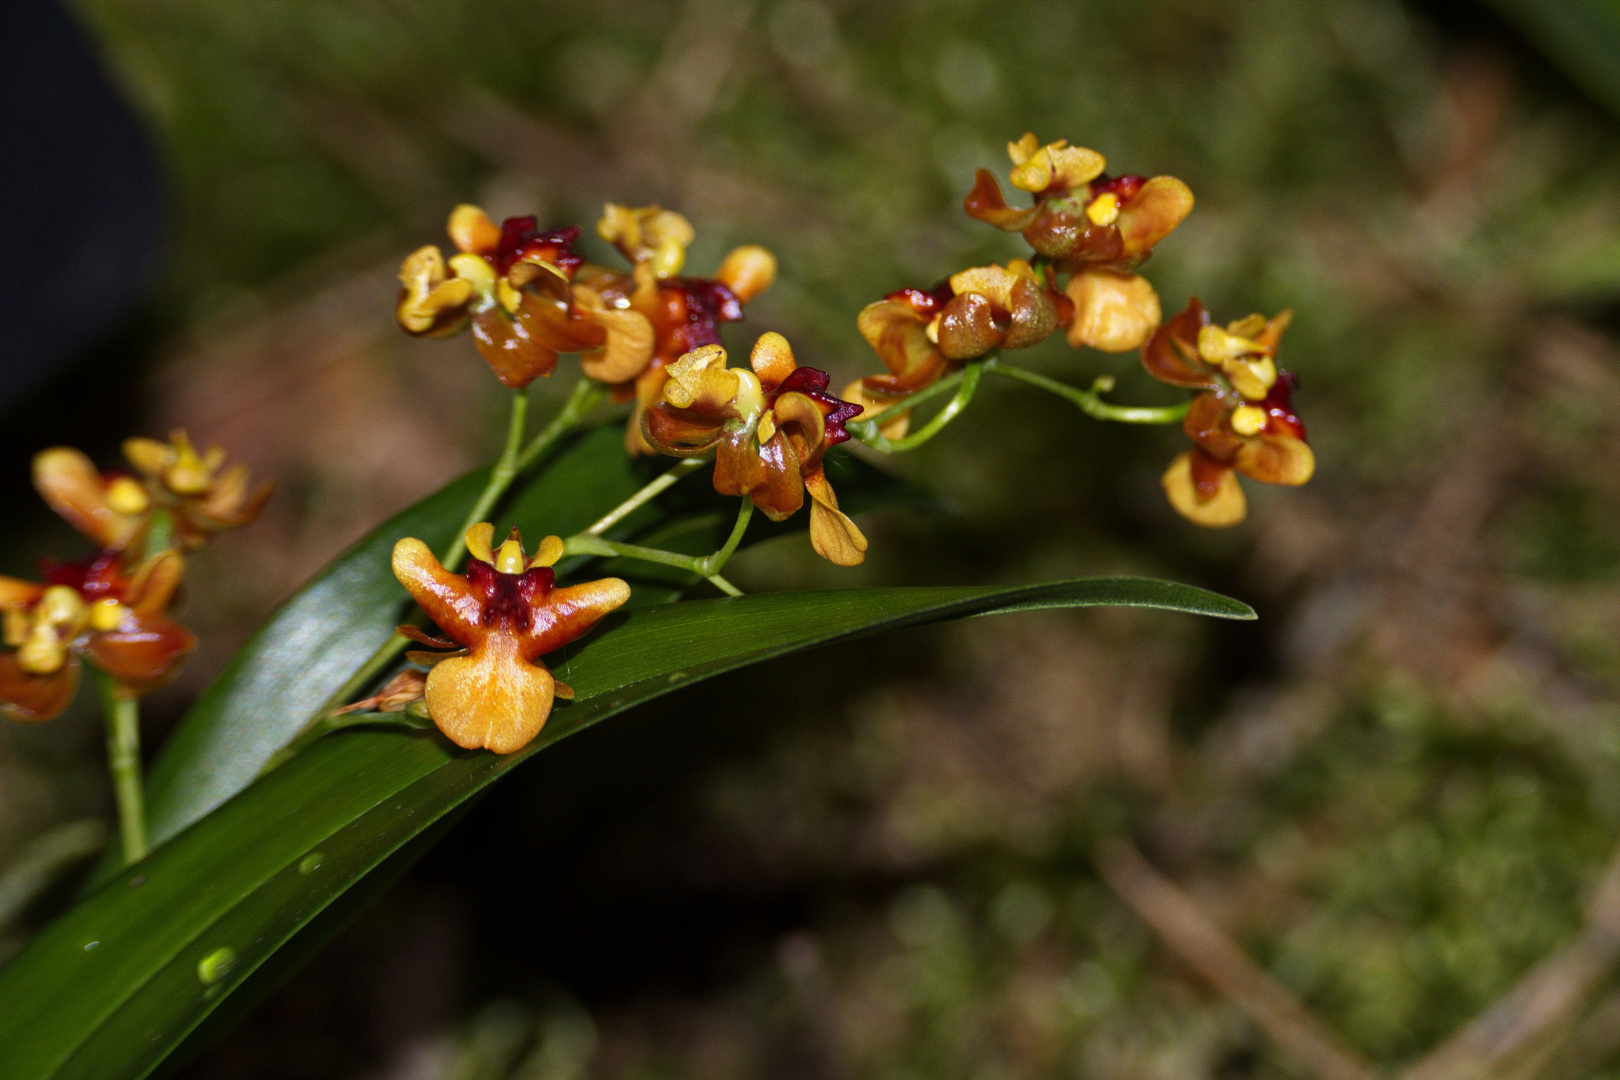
xmin=1 ymin=0 xmax=1619 ymax=1077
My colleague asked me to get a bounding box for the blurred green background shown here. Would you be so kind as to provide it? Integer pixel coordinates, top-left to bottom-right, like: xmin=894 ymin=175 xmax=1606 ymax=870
xmin=11 ymin=0 xmax=1620 ymax=1077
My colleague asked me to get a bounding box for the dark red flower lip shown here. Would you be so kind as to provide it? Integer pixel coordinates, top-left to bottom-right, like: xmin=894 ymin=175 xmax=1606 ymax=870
xmin=494 ymin=218 xmax=585 ymax=277
xmin=39 ymin=550 xmax=124 ymax=601
xmin=1089 ymin=173 xmax=1146 ymax=202
xmin=1262 ymin=370 xmax=1306 ymax=441
xmin=464 ymin=558 xmax=556 ymax=633
xmin=774 ymin=366 xmax=862 ymax=445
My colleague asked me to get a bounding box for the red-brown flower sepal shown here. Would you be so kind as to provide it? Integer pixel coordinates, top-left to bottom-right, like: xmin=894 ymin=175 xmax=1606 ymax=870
xmin=0 ymin=550 xmax=194 ymax=722
xmin=391 ymin=524 xmax=630 ymax=754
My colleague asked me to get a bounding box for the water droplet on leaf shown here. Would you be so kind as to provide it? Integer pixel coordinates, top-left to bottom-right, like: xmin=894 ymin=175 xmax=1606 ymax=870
xmin=198 ymin=947 xmax=236 ymax=985
xmin=299 ymin=852 xmax=324 ymax=875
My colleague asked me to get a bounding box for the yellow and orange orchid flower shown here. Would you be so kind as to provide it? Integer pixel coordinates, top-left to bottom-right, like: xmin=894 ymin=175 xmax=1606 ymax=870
xmin=32 ymin=431 xmax=271 ymax=554
xmin=641 ymin=334 xmax=868 ymax=566
xmin=847 ymin=260 xmax=1071 ymax=436
xmin=0 ymin=550 xmax=194 ymax=722
xmin=391 ymin=524 xmax=630 ymax=754
xmin=1143 ymin=299 xmax=1315 ymax=526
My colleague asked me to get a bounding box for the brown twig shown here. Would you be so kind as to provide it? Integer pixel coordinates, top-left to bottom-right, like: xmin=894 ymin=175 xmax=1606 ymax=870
xmin=1094 ymin=838 xmax=1383 ymax=1080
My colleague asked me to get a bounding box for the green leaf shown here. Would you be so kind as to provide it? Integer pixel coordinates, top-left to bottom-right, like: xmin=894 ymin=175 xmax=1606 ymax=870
xmin=0 ymin=576 xmax=1250 ymax=1080
xmin=141 ymin=425 xmax=928 ymax=850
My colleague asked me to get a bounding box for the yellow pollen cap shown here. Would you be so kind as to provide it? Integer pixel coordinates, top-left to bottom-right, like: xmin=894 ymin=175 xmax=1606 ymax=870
xmin=105 ymin=476 xmax=150 ymax=516
xmin=1230 ymin=405 xmax=1268 ymax=437
xmin=1085 ymin=192 xmax=1120 ymax=227
xmin=89 ymin=599 xmax=130 ymax=632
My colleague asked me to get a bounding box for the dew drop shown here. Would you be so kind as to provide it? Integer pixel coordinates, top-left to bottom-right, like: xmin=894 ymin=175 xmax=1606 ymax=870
xmin=197 ymin=947 xmax=236 ymax=985
xmin=83 ymin=941 xmax=99 ymax=952
xmin=299 ymin=852 xmax=324 ymax=875
xmin=667 ymin=671 xmax=687 ymax=683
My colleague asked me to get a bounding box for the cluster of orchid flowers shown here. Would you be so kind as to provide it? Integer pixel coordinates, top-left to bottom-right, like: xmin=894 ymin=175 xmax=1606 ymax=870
xmin=0 ymin=132 xmax=1317 ymax=863
xmin=0 ymin=433 xmax=269 ymax=859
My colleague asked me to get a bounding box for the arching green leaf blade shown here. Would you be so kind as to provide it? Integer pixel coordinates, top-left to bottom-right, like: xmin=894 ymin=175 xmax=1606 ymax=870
xmin=0 ymin=576 xmax=1250 ymax=1080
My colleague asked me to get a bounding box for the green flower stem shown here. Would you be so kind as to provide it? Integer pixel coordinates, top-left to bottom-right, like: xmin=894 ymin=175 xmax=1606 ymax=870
xmin=439 ymin=388 xmax=530 ymax=569
xmin=143 ymin=509 xmax=174 ymax=558
xmin=91 ymin=667 xmax=146 ymax=865
xmin=990 ymin=365 xmax=1191 ymax=424
xmin=515 ymin=377 xmax=609 ymax=473
xmin=564 ymin=498 xmax=754 ymax=596
xmin=584 ymin=458 xmax=706 ymax=537
xmin=854 ymin=359 xmax=988 ymax=453
xmin=307 ymin=378 xmax=604 ymax=733
xmin=854 ymin=367 xmax=973 ymax=430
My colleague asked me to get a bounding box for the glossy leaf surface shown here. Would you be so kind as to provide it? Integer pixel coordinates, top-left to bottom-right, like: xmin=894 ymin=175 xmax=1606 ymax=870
xmin=0 ymin=577 xmax=1250 ymax=1080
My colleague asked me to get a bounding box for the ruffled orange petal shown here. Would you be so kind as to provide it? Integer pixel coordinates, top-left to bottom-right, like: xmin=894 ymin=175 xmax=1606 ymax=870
xmin=1234 ymin=433 xmax=1316 ymax=487
xmin=424 ymin=634 xmax=555 ymax=754
xmin=856 ymin=301 xmax=948 ymax=394
xmin=392 ymin=539 xmax=484 ymax=645
xmin=0 ymin=652 xmax=79 ymax=722
xmin=1142 ymin=298 xmax=1218 ymax=388
xmin=575 ymin=287 xmax=655 ymax=384
xmin=963 ymin=169 xmax=1038 ymax=232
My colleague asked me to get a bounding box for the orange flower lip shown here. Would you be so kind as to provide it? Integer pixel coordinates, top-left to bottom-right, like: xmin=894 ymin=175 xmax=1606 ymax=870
xmin=391 ymin=527 xmax=631 ymax=754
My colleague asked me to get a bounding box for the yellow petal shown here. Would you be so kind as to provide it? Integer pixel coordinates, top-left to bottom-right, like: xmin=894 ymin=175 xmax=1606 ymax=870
xmin=529 ymin=535 xmax=565 ymax=569
xmin=448 ymin=204 xmax=500 ymax=255
xmin=464 ymin=522 xmax=496 ymax=564
xmin=715 ymin=245 xmax=777 ymax=303
xmin=805 ymin=472 xmax=867 ymax=566
xmin=1161 ymin=452 xmax=1246 ymax=527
